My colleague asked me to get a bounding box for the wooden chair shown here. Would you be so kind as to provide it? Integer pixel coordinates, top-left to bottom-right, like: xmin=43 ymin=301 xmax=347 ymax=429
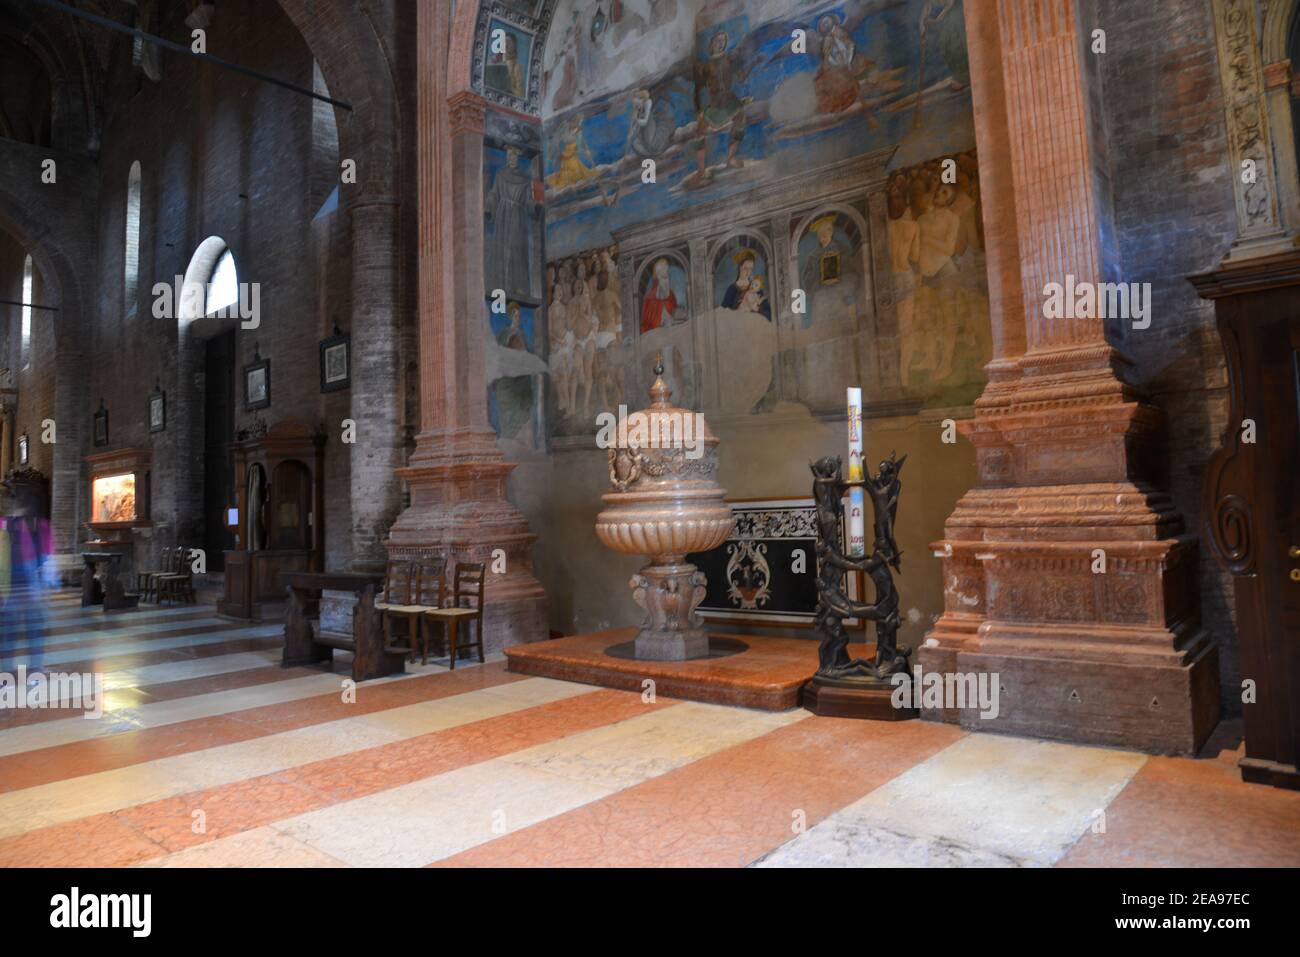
xmin=136 ymin=545 xmax=178 ymax=604
xmin=375 ymin=559 xmax=414 ymax=656
xmin=156 ymin=547 xmax=196 ymax=605
xmin=423 ymin=562 xmax=485 ymax=670
xmin=382 ymin=558 xmax=446 ymax=665
xmin=376 ymin=558 xmax=438 ymax=662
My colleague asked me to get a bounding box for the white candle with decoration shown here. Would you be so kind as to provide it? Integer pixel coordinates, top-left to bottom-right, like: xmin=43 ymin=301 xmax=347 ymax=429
xmin=846 ymin=387 xmax=866 ymax=556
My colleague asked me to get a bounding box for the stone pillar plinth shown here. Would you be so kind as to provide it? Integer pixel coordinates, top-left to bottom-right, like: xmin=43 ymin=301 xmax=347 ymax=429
xmin=918 ymin=0 xmax=1219 ymax=754
xmin=387 ymin=6 xmax=546 ymax=652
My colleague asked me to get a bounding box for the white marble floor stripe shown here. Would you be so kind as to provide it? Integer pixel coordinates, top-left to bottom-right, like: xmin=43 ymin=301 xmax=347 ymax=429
xmin=156 ymin=701 xmax=808 ymax=868
xmin=0 ymin=651 xmax=508 ymax=760
xmin=0 ymin=624 xmax=281 ymax=670
xmin=2 ymin=615 xmax=237 ymax=655
xmin=0 ymin=676 xmax=596 ymax=839
xmin=100 ymin=649 xmax=282 ymax=691
xmin=0 ymin=657 xmax=360 ymax=759
xmin=754 ymin=733 xmax=1147 ymax=868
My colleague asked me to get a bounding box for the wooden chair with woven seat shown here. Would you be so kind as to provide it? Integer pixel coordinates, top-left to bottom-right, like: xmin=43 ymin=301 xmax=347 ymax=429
xmin=387 ymin=557 xmax=447 ymax=665
xmin=422 ymin=562 xmax=485 ymax=670
xmin=375 ymin=559 xmax=414 ymax=657
xmin=156 ymin=547 xmax=196 ymax=605
xmin=136 ymin=545 xmax=179 ymax=604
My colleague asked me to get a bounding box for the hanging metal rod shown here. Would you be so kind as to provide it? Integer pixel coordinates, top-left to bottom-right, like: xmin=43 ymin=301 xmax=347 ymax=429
xmin=0 ymin=298 xmax=58 ymax=312
xmin=27 ymin=0 xmax=353 ymax=111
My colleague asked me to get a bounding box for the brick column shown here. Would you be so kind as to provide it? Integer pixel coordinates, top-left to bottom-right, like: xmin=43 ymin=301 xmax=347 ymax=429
xmin=919 ymin=0 xmax=1220 ymax=754
xmin=384 ymin=2 xmax=547 ymax=650
xmin=347 ymin=198 xmax=405 ymax=570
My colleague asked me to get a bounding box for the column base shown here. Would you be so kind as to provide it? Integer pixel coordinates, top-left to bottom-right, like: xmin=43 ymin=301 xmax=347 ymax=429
xmin=481 ymin=590 xmax=549 ymax=655
xmin=1240 ymin=757 xmax=1300 ymax=791
xmin=920 ymin=634 xmax=1220 ymax=755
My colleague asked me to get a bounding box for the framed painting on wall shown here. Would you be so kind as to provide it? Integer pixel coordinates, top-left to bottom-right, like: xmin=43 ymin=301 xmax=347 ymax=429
xmin=244 ymin=353 xmax=271 ymax=411
xmin=687 ymin=496 xmax=860 ymax=628
xmin=93 ymin=402 xmax=109 ymax=447
xmin=319 ymin=329 xmax=350 ymax=393
xmin=148 ymin=385 xmax=166 ymax=433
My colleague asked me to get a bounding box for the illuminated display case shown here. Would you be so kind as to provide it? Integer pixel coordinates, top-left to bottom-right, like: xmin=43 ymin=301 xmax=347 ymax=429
xmin=92 ymin=473 xmax=136 ymax=523
xmin=84 ymin=448 xmax=152 ymax=540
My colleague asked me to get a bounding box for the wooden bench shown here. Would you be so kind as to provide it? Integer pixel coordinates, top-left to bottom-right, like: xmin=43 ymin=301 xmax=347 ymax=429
xmin=282 ymin=570 xmax=402 ymax=682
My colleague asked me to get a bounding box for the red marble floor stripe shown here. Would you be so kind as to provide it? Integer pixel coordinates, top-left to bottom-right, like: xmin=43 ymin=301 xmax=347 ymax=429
xmin=0 ymin=663 xmax=318 ymax=729
xmin=433 ymin=714 xmax=967 ymax=868
xmin=1057 ymin=745 xmax=1300 ymax=868
xmin=0 ymin=662 xmax=525 ymax=791
xmin=1 ymin=619 xmax=261 ymax=659
xmin=0 ymin=688 xmax=668 ymax=867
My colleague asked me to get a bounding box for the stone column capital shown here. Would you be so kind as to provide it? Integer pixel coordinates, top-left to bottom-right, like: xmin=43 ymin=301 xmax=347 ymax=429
xmin=448 ymin=90 xmax=488 ymax=136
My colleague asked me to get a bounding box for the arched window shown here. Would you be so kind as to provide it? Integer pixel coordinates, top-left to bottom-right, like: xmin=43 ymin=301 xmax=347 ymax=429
xmin=20 ymin=254 xmax=32 ymax=369
xmin=207 ymin=248 xmax=238 ymax=317
xmin=124 ymin=160 xmax=141 ymax=314
xmin=178 ymin=237 xmax=239 ymax=324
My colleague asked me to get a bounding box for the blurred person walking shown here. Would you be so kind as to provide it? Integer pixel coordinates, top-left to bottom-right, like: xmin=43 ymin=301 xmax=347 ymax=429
xmin=1 ymin=487 xmax=55 ymax=689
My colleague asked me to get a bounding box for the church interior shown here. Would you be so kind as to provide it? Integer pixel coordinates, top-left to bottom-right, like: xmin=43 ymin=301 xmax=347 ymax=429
xmin=0 ymin=0 xmax=1298 ymax=877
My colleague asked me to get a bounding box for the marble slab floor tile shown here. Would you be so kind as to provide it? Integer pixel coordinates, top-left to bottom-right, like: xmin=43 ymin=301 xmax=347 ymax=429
xmin=248 ymin=701 xmax=807 ymax=867
xmin=0 ymin=625 xmax=283 ymax=670
xmin=439 ymin=712 xmax=966 ymax=868
xmin=757 ymin=733 xmax=1148 ymax=867
xmin=7 ymin=614 xmax=231 ymax=650
xmin=0 ymin=688 xmax=662 ymax=867
xmin=0 ymin=677 xmax=596 ymax=840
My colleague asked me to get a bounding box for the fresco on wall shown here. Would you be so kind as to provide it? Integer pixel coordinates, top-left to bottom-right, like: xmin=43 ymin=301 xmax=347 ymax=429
xmin=484 ymin=18 xmax=536 ymax=102
xmin=546 ymin=247 xmax=627 ymax=436
xmin=487 ymin=299 xmax=550 ymax=454
xmin=886 ymin=148 xmax=988 ymax=405
xmin=521 ymin=0 xmax=986 ymax=444
xmin=484 ymin=144 xmax=545 ymax=302
xmin=709 ymin=236 xmax=778 ymax=415
xmin=541 ymin=0 xmax=972 ymax=258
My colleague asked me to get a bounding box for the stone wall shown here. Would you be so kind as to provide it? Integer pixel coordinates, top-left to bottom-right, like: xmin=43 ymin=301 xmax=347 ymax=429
xmin=1095 ymin=0 xmax=1241 ymax=711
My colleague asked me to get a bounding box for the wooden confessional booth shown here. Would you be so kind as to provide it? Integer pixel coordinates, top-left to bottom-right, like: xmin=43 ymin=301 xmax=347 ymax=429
xmin=1192 ymin=251 xmax=1300 ymax=791
xmin=218 ymin=419 xmax=325 ymax=619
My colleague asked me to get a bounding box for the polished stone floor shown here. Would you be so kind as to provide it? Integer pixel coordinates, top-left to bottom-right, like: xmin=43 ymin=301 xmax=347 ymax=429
xmin=1 ymin=590 xmax=1297 ymax=868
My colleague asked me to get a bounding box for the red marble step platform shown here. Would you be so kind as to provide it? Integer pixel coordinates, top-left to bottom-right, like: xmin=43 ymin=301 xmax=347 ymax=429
xmin=505 ymin=628 xmax=873 ymax=711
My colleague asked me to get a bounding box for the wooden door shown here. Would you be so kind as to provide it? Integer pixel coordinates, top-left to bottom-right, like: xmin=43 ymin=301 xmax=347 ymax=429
xmin=203 ymin=329 xmax=237 ymax=569
xmin=1217 ymin=287 xmax=1300 ymax=788
xmin=270 ymin=460 xmax=311 ymax=551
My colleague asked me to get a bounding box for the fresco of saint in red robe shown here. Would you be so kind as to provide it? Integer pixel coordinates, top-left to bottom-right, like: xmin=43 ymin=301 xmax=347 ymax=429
xmin=640 ymin=257 xmax=678 ymax=333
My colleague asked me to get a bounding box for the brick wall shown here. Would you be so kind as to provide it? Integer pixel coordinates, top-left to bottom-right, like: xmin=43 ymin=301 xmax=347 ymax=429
xmin=84 ymin=0 xmax=357 ymax=572
xmin=1095 ymin=0 xmax=1241 ymax=712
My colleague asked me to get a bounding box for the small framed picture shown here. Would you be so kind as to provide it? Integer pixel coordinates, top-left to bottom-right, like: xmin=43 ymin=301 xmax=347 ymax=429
xmin=17 ymin=433 xmax=28 ymax=466
xmin=93 ymin=403 xmax=109 ymax=447
xmin=319 ymin=330 xmax=350 ymax=393
xmin=244 ymin=355 xmax=271 ymax=411
xmin=148 ymin=387 xmax=166 ymax=433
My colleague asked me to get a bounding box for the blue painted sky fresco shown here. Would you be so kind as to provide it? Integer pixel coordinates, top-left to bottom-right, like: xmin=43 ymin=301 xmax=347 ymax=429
xmin=542 ymin=0 xmax=974 ymax=257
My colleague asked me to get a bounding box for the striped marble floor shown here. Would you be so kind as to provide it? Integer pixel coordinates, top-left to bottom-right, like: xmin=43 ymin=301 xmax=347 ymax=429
xmin=1 ymin=590 xmax=1298 ymax=868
